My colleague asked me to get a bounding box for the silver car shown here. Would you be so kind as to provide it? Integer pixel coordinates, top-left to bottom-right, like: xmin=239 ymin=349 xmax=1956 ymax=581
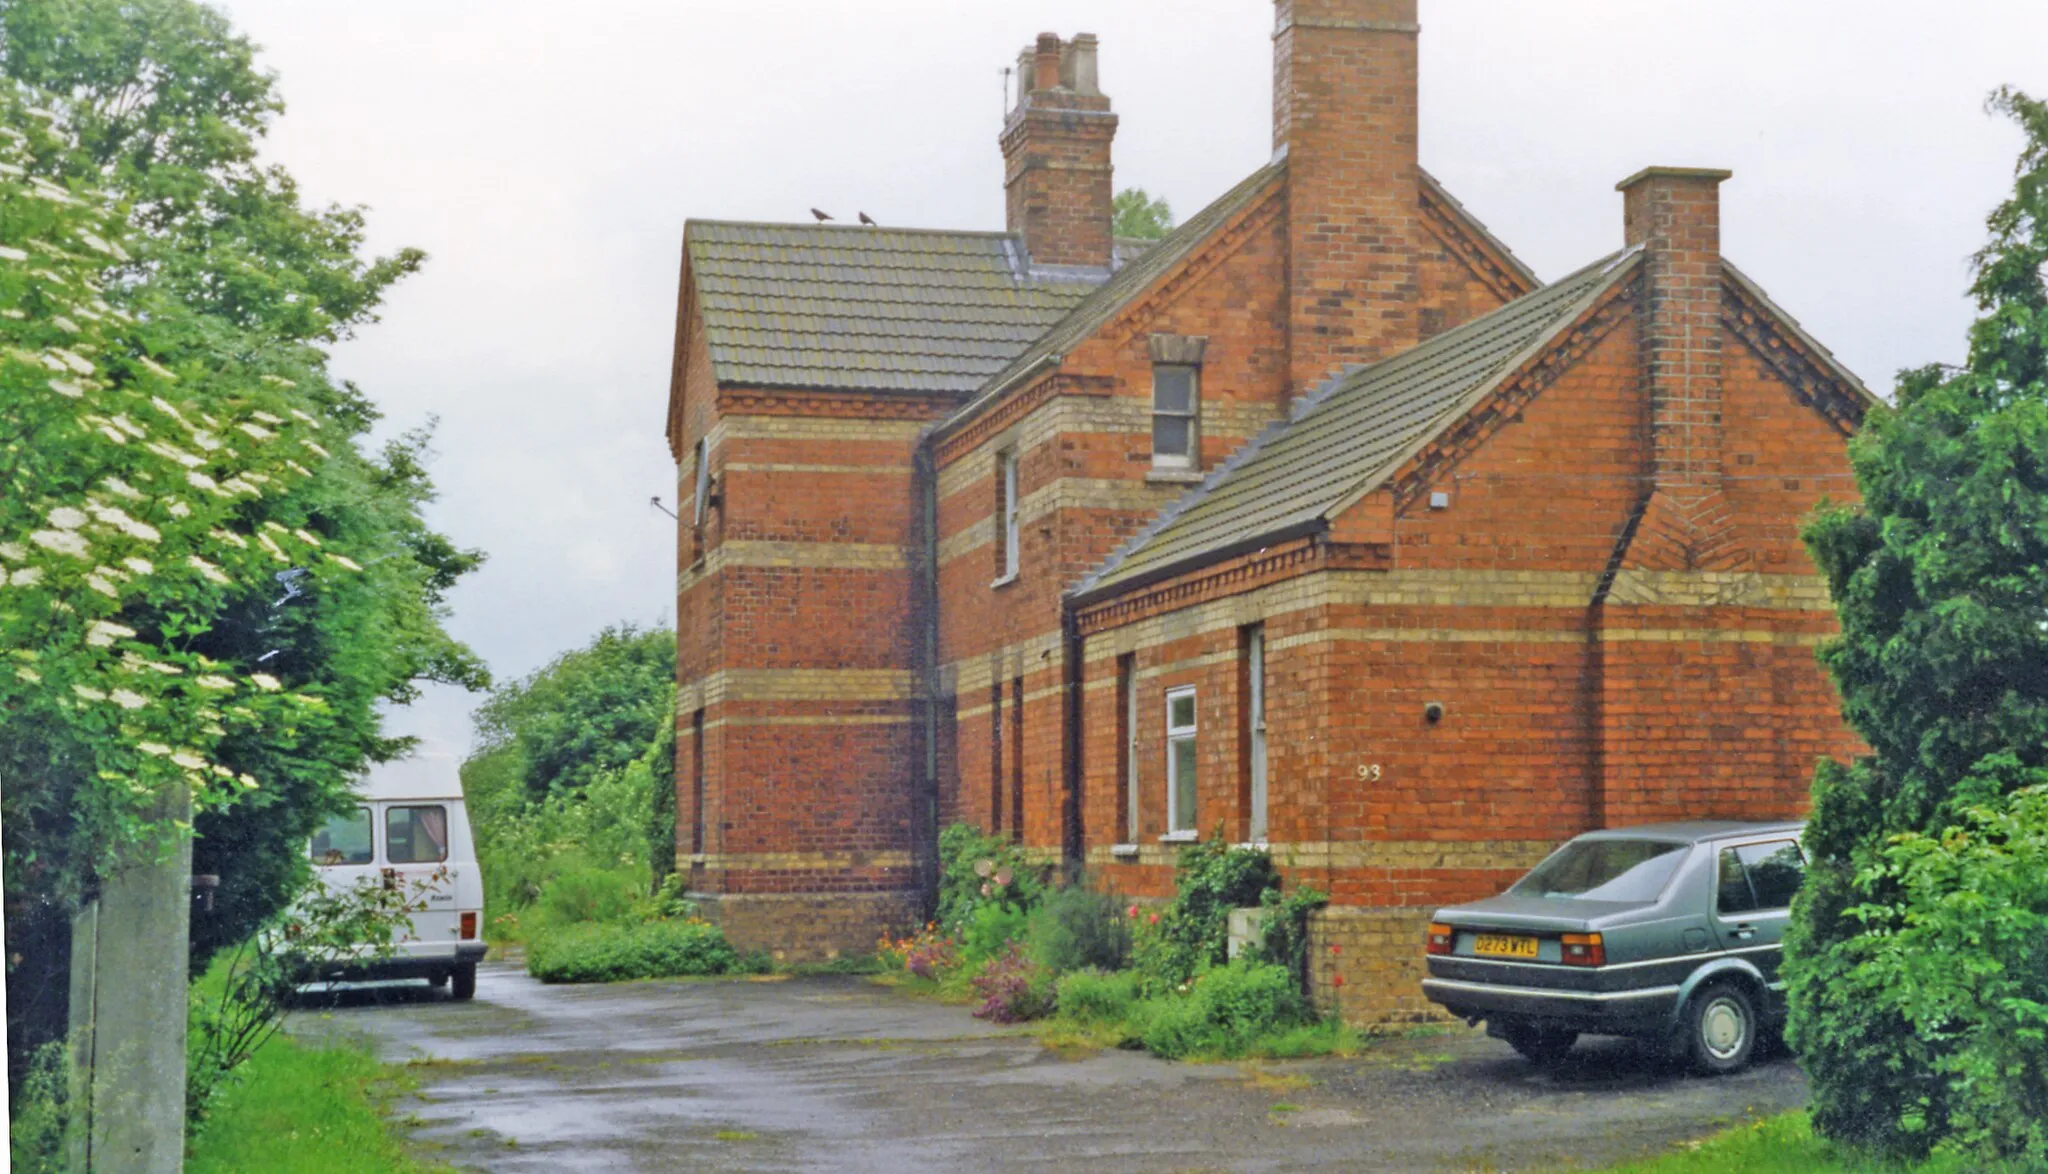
xmin=1421 ymin=821 xmax=1806 ymax=1074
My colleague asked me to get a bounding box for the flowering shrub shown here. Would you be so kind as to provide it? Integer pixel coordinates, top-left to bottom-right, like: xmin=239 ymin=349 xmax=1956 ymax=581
xmin=879 ymin=922 xmax=959 ymax=980
xmin=969 ymin=941 xmax=1055 ymax=1024
xmin=935 ymin=822 xmax=1045 ymax=933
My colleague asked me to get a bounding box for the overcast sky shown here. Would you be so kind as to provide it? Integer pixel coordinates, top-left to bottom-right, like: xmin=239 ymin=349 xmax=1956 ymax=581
xmin=208 ymin=1 xmax=2048 ymax=758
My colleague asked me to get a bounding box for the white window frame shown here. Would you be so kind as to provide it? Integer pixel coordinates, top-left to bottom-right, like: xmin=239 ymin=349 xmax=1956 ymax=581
xmin=1247 ymin=626 xmax=1267 ymax=842
xmin=1165 ymin=686 xmax=1198 ymax=836
xmin=692 ymin=437 xmax=711 ymax=525
xmin=996 ymin=447 xmax=1021 ymax=583
xmin=1151 ymin=364 xmax=1200 ymax=470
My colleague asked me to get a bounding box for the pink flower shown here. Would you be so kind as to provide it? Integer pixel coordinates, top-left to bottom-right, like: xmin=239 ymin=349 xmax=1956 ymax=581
xmin=1329 ymin=944 xmax=1341 ymax=956
xmin=1148 ymin=913 xmax=1159 ymax=925
xmin=1333 ymin=974 xmax=1346 ymax=989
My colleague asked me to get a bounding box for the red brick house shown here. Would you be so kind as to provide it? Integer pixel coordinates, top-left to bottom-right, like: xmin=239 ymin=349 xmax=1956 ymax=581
xmin=663 ymin=0 xmax=1874 ymax=1015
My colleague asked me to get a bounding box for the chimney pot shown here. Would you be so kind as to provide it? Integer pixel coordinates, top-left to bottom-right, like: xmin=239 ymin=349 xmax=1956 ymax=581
xmin=1064 ymin=34 xmax=1100 ymax=96
xmin=1033 ymin=33 xmax=1062 ymax=92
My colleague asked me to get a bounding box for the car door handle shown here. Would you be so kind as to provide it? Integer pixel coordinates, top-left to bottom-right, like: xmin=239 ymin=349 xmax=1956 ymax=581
xmin=1730 ymin=924 xmax=1756 ymax=941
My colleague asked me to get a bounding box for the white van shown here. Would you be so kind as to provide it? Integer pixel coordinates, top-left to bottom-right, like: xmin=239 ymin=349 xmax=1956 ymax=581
xmin=304 ymin=751 xmax=487 ymax=998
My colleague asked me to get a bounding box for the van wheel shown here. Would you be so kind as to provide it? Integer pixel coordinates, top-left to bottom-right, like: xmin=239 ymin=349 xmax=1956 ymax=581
xmin=451 ymin=962 xmax=477 ymax=1001
xmin=1685 ymin=982 xmax=1756 ymax=1074
xmin=1500 ymin=1021 xmax=1578 ymax=1064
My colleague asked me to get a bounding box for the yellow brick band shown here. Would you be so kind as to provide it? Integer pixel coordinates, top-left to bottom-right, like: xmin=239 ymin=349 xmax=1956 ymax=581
xmin=678 ymin=540 xmax=909 ymax=593
xmin=679 ymin=668 xmax=917 ymax=708
xmin=1087 ymin=838 xmax=1558 ymax=871
xmin=686 ymin=850 xmax=915 ymax=872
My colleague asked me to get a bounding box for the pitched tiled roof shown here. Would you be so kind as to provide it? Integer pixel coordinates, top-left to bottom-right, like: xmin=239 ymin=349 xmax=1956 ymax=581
xmin=684 ymin=222 xmax=1105 ymax=395
xmin=1073 ymin=248 xmax=1642 ymax=599
xmin=945 ymin=160 xmax=1290 ymax=429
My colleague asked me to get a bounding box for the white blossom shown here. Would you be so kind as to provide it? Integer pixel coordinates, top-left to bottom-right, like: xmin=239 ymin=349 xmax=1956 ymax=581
xmin=259 ymin=374 xmax=297 ymax=388
xmin=250 ymin=673 xmax=281 ymax=692
xmin=86 ymin=621 xmax=136 ymax=647
xmin=289 ymin=409 xmax=320 ymax=428
xmin=326 ymin=554 xmax=363 ymax=572
xmin=186 ymin=471 xmax=220 ymax=493
xmin=294 ymin=529 xmax=321 ymax=547
xmin=101 ymin=477 xmax=143 ymax=500
xmin=170 ymin=751 xmax=207 ymax=770
xmin=146 ymin=441 xmax=202 ymax=468
xmin=49 ymin=379 xmax=83 ymax=398
xmin=252 ymin=411 xmax=284 ymax=425
xmin=122 ymin=557 xmax=153 ymax=575
xmin=137 ymin=356 xmax=175 ymax=381
xmin=9 ymin=567 xmax=44 ymax=587
xmin=15 ymin=666 xmax=40 ymax=683
xmin=166 ymin=501 xmax=191 ymax=519
xmin=73 ymin=684 xmax=107 ymax=701
xmin=256 ymin=532 xmax=287 ymax=562
xmin=137 ymin=742 xmax=171 ymax=756
xmin=238 ymin=773 xmax=260 ymax=790
xmin=0 ymin=542 xmax=23 ymax=561
xmin=52 ymin=316 xmax=80 ymax=333
xmin=0 ymin=244 xmax=26 ymax=262
xmin=109 ymin=689 xmax=147 ymax=710
xmin=304 ymin=441 xmax=331 ymax=460
xmin=31 ymin=530 xmax=89 ymax=558
xmin=210 ymin=529 xmax=248 ymax=549
xmin=52 ymin=349 xmax=93 ymax=375
xmin=49 ymin=506 xmax=88 ymax=530
xmin=85 ymin=573 xmax=118 ymax=597
xmin=97 ymin=424 xmax=126 ymax=444
xmin=187 ymin=556 xmax=231 ymax=585
xmin=195 ymin=675 xmax=235 ymax=691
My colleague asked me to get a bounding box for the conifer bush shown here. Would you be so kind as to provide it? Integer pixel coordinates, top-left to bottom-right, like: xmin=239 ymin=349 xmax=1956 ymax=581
xmin=1784 ymin=88 xmax=2048 ymax=1166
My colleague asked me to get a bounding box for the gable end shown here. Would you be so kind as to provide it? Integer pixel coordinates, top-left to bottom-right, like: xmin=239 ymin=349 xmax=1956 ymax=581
xmin=1721 ymin=266 xmax=1880 ymax=437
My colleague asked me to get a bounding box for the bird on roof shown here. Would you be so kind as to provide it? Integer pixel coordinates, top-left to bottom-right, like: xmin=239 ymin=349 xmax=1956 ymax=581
xmin=859 ymin=212 xmax=878 ymax=226
xmin=810 ymin=208 xmax=833 ymax=222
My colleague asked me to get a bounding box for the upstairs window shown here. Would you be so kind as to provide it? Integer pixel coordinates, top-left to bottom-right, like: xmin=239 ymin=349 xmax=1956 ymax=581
xmin=995 ymin=448 xmax=1020 ymax=583
xmin=1165 ymin=686 xmax=1198 ymax=834
xmin=691 ymin=437 xmax=711 ymax=525
xmin=1151 ymin=365 xmax=1199 ymax=469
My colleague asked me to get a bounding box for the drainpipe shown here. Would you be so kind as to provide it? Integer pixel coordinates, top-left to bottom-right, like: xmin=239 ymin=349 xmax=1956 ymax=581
xmin=912 ymin=434 xmax=942 ymax=909
xmin=1061 ymin=595 xmax=1085 ymax=874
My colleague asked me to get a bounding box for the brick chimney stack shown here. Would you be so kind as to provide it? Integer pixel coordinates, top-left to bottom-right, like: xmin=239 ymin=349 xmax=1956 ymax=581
xmin=1273 ymin=0 xmax=1423 ymax=394
xmin=1001 ymin=33 xmax=1118 ymax=270
xmin=1618 ymin=166 xmax=1742 ymax=570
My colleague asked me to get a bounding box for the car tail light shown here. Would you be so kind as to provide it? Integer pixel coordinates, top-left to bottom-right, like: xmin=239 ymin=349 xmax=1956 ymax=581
xmin=1424 ymin=922 xmax=1454 ymax=956
xmin=1560 ymin=932 xmax=1604 ymax=967
xmin=460 ymin=912 xmax=478 ymax=941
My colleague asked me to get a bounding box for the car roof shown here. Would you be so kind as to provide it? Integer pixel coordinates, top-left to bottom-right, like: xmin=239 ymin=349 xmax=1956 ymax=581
xmin=1572 ymin=819 xmax=1804 ymax=845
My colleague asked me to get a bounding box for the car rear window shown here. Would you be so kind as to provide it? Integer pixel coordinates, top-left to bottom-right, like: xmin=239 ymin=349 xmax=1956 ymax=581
xmin=1509 ymin=839 xmax=1690 ymax=902
xmin=310 ymin=807 xmax=373 ymax=866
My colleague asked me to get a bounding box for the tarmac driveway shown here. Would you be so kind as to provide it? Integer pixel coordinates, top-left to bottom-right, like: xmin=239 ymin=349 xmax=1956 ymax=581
xmin=295 ymin=961 xmax=1806 ymax=1173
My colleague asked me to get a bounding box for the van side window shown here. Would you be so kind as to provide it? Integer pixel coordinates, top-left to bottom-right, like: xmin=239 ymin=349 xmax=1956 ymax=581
xmin=310 ymin=807 xmax=373 ymax=865
xmin=387 ymin=805 xmax=450 ymax=864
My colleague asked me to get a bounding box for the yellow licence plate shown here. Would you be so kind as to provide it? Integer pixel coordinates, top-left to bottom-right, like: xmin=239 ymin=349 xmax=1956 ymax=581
xmin=1473 ymin=933 xmax=1539 ymax=959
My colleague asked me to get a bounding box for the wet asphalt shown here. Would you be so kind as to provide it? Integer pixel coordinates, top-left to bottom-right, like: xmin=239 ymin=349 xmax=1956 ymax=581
xmin=290 ymin=962 xmax=1807 ymax=1173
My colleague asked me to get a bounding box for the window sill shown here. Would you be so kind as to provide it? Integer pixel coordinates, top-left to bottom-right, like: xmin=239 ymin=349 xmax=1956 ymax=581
xmin=1232 ymin=841 xmax=1269 ymax=852
xmin=684 ymin=853 xmax=708 ymax=866
xmin=1159 ymin=830 xmax=1200 ymax=844
xmin=1146 ymin=469 xmax=1205 ymax=485
xmin=990 ymin=572 xmax=1019 ymax=590
xmin=1109 ymin=843 xmax=1140 ymax=860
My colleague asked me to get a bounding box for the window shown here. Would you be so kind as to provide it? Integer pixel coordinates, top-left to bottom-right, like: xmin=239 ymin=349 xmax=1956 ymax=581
xmin=1010 ymin=675 xmax=1025 ymax=840
xmin=691 ymin=437 xmax=711 ymax=525
xmin=1152 ymin=365 xmax=1199 ymax=468
xmin=1242 ymin=625 xmax=1267 ymax=841
xmin=1117 ymin=653 xmax=1137 ymax=842
xmin=989 ymin=681 xmax=1004 ymax=832
xmin=689 ymin=708 xmax=707 ymax=857
xmin=386 ymin=805 xmax=449 ymax=864
xmin=1510 ymin=839 xmax=1689 ymax=903
xmin=1717 ymin=840 xmax=1806 ymax=914
xmin=1165 ymin=687 xmax=1198 ymax=834
xmin=996 ymin=448 xmax=1020 ymax=581
xmin=309 ymin=806 xmax=373 ymax=866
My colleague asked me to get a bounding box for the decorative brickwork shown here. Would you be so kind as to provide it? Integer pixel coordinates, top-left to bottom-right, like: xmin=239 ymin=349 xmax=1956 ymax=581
xmin=662 ymin=7 xmax=1870 ymax=1006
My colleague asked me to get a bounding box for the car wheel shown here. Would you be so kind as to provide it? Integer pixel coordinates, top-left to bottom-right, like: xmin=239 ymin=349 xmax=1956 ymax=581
xmin=1500 ymin=1021 xmax=1578 ymax=1064
xmin=1685 ymin=982 xmax=1756 ymax=1074
xmin=451 ymin=961 xmax=477 ymax=1001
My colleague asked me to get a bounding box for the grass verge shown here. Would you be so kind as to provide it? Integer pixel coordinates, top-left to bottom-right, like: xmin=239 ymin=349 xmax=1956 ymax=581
xmin=186 ymin=1033 xmax=443 ymax=1173
xmin=1596 ymin=1112 xmax=2024 ymax=1173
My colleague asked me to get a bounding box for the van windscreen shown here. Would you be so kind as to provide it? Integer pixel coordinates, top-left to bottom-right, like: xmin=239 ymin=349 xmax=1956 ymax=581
xmin=310 ymin=807 xmax=373 ymax=866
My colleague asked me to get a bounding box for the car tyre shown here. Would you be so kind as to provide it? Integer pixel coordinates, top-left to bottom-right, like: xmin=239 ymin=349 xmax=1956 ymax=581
xmin=1500 ymin=1020 xmax=1578 ymax=1064
xmin=451 ymin=961 xmax=477 ymax=1001
xmin=1685 ymin=982 xmax=1756 ymax=1074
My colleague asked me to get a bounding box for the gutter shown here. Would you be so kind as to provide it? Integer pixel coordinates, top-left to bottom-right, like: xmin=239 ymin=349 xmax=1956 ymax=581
xmin=930 ymin=353 xmax=1062 ymax=446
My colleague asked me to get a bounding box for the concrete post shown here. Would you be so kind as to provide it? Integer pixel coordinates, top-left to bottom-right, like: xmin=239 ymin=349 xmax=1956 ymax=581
xmin=68 ymin=800 xmax=192 ymax=1173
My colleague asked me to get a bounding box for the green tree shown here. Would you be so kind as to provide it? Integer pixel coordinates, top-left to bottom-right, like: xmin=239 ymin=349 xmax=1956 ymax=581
xmin=1784 ymin=88 xmax=2048 ymax=1165
xmin=1112 ymin=188 xmax=1172 ymax=240
xmin=1 ymin=0 xmax=485 ymax=1000
xmin=472 ymin=624 xmax=676 ymax=801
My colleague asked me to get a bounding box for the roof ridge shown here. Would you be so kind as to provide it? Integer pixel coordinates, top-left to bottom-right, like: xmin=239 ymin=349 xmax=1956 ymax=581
xmin=686 ymin=218 xmax=1022 ymax=241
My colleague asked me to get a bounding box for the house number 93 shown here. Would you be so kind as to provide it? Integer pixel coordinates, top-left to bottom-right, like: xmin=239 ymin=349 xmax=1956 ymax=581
xmin=1355 ymin=763 xmax=1383 ymax=780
